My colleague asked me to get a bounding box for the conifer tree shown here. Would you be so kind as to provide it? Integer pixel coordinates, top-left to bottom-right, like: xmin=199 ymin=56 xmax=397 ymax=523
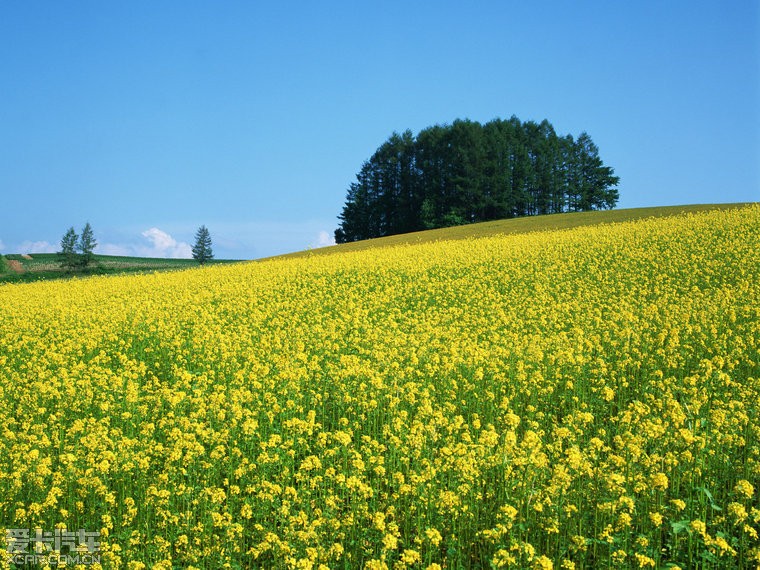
xmin=192 ymin=225 xmax=214 ymax=265
xmin=58 ymin=227 xmax=79 ymax=270
xmin=78 ymin=222 xmax=97 ymax=268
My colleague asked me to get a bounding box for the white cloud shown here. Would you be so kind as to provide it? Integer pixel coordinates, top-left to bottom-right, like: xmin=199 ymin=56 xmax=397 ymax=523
xmin=311 ymin=230 xmax=336 ymax=249
xmin=0 ymin=239 xmax=5 ymax=252
xmin=138 ymin=228 xmax=192 ymax=258
xmin=19 ymin=240 xmax=56 ymax=254
xmin=92 ymin=228 xmax=193 ymax=259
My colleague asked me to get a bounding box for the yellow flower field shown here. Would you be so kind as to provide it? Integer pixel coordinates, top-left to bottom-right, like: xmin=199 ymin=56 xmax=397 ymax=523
xmin=1 ymin=206 xmax=758 ymax=569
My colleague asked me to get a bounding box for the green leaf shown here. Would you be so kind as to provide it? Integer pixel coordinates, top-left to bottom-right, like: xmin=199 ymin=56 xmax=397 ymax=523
xmin=696 ymin=486 xmax=722 ymax=510
xmin=697 ymin=486 xmax=714 ymax=503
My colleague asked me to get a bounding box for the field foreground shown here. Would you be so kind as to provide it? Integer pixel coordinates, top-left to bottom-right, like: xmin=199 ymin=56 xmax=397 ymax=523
xmin=0 ymin=206 xmax=758 ymax=569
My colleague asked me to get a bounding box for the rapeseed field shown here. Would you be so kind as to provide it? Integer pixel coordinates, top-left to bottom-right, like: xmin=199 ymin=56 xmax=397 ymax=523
xmin=0 ymin=205 xmax=758 ymax=569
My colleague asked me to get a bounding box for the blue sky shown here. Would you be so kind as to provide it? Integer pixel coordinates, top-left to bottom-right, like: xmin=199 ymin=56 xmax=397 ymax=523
xmin=1 ymin=1 xmax=758 ymax=259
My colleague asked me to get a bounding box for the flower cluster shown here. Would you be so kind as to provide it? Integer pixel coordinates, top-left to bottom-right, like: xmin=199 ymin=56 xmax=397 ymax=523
xmin=1 ymin=206 xmax=758 ymax=568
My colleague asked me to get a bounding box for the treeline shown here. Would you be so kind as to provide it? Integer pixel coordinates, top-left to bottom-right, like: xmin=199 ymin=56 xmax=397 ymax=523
xmin=335 ymin=117 xmax=620 ymax=243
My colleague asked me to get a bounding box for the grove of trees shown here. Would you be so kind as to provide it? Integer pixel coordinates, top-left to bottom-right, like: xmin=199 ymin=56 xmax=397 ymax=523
xmin=58 ymin=222 xmax=97 ymax=269
xmin=335 ymin=117 xmax=620 ymax=243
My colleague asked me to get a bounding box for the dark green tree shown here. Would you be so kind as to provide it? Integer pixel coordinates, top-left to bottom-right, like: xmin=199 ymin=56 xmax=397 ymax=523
xmin=192 ymin=225 xmax=214 ymax=265
xmin=573 ymin=133 xmax=620 ymax=211
xmin=58 ymin=227 xmax=79 ymax=270
xmin=78 ymin=222 xmax=97 ymax=268
xmin=335 ymin=175 xmax=374 ymax=243
xmin=415 ymin=124 xmax=448 ymax=229
xmin=334 ymin=116 xmax=619 ymax=243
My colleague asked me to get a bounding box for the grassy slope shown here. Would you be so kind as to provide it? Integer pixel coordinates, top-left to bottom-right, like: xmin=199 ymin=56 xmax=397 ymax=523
xmin=0 ymin=253 xmax=239 ymax=284
xmin=265 ymin=202 xmax=755 ymax=261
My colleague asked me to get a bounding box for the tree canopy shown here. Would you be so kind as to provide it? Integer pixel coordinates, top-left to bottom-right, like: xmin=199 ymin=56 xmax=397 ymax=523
xmin=335 ymin=117 xmax=619 ymax=243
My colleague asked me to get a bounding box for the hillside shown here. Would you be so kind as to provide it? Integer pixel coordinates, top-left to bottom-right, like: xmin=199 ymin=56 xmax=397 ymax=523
xmin=2 ymin=205 xmax=751 ymax=281
xmin=267 ymin=202 xmax=753 ymax=261
xmin=0 ymin=204 xmax=757 ymax=568
xmin=0 ymin=253 xmax=239 ymax=283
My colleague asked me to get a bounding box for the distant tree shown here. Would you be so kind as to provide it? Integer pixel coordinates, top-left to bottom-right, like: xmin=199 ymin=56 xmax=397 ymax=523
xmin=58 ymin=227 xmax=79 ymax=270
xmin=192 ymin=225 xmax=214 ymax=265
xmin=78 ymin=222 xmax=97 ymax=268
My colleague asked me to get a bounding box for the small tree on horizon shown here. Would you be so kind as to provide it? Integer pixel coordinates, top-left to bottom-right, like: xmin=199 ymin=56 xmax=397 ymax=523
xmin=78 ymin=222 xmax=97 ymax=268
xmin=192 ymin=225 xmax=213 ymax=265
xmin=58 ymin=227 xmax=79 ymax=270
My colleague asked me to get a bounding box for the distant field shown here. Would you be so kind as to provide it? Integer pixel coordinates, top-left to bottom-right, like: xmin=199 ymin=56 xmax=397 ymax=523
xmin=0 ymin=253 xmax=239 ymax=283
xmin=3 ymin=205 xmax=752 ymax=282
xmin=266 ymin=202 xmax=755 ymax=261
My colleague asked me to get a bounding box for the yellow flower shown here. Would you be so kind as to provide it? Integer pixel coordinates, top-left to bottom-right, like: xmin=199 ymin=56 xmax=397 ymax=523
xmin=634 ymin=553 xmax=656 ymax=567
xmin=425 ymin=528 xmax=442 ymax=546
xmin=491 ymin=549 xmax=516 ymax=568
xmin=373 ymin=512 xmax=386 ymax=532
xmin=400 ymin=549 xmax=421 ymax=565
xmin=710 ymin=535 xmax=737 ymax=556
xmin=650 ymin=472 xmax=669 ymax=491
xmin=670 ymin=499 xmax=687 ymax=511
xmin=570 ymin=535 xmax=587 ymax=553
xmin=734 ymin=479 xmax=754 ymax=499
xmin=690 ymin=520 xmax=707 ymax=536
xmin=382 ymin=533 xmax=398 ymax=551
xmin=616 ymin=512 xmax=632 ymax=530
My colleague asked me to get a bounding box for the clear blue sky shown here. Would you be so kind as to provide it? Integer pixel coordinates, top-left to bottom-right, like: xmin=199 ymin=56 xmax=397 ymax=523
xmin=1 ymin=1 xmax=758 ymax=259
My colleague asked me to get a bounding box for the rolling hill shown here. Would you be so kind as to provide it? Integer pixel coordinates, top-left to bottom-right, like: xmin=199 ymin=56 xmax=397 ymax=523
xmin=0 ymin=203 xmax=757 ymax=567
xmin=265 ymin=202 xmax=753 ymax=261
